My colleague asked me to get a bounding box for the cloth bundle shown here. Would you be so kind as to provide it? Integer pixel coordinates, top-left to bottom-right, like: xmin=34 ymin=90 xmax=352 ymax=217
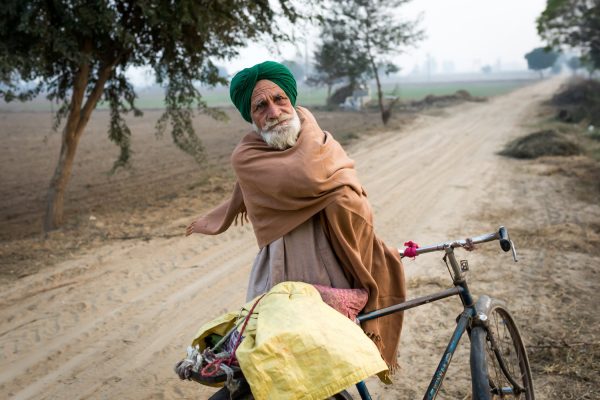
xmin=189 ymin=282 xmax=388 ymax=400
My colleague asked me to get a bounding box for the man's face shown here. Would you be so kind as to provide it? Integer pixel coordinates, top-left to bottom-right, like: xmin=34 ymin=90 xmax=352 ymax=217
xmin=250 ymin=80 xmax=301 ymax=150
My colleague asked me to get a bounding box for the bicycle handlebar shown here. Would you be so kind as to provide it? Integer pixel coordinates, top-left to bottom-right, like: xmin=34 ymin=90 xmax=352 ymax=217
xmin=399 ymin=226 xmax=518 ymax=261
xmin=498 ymin=226 xmax=511 ymax=252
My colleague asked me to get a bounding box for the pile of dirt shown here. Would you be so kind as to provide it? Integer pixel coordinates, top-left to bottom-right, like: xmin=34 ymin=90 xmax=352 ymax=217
xmin=408 ymin=89 xmax=486 ymax=109
xmin=551 ymin=78 xmax=600 ymax=124
xmin=499 ymin=129 xmax=581 ymax=159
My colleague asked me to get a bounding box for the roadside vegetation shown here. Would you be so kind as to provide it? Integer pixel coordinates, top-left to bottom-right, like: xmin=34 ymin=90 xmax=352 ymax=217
xmin=501 ymin=77 xmax=600 ymax=163
xmin=498 ymin=76 xmax=600 ymax=400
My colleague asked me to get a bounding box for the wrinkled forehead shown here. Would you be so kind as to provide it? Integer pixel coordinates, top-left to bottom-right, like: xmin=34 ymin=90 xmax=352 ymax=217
xmin=251 ymin=80 xmax=285 ymax=104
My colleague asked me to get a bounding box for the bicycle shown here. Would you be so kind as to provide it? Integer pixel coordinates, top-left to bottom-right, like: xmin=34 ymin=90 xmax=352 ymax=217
xmin=352 ymin=226 xmax=535 ymax=400
xmin=188 ymin=226 xmax=535 ymax=400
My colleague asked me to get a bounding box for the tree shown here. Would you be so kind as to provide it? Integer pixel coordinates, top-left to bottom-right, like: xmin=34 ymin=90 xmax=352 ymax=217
xmin=537 ymin=0 xmax=600 ymax=71
xmin=281 ymin=60 xmax=306 ymax=82
xmin=0 ymin=0 xmax=307 ymax=231
xmin=308 ymin=24 xmax=372 ymax=102
xmin=315 ymin=0 xmax=423 ymax=124
xmin=567 ymin=56 xmax=582 ymax=74
xmin=306 ymin=41 xmax=344 ymax=100
xmin=525 ymin=47 xmax=560 ymax=77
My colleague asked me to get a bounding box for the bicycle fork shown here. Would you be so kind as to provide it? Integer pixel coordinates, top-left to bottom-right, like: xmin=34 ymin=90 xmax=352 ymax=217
xmin=424 ymin=307 xmax=475 ymax=400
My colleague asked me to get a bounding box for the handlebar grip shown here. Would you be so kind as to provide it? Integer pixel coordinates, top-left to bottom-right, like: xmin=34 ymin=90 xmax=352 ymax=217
xmin=499 ymin=226 xmax=511 ymax=252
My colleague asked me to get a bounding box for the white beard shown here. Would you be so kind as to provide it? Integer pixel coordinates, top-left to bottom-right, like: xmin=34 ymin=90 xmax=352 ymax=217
xmin=253 ymin=109 xmax=301 ymax=150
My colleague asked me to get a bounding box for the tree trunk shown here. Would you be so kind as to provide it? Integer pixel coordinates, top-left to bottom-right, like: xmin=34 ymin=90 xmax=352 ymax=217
xmin=43 ymin=48 xmax=115 ymax=231
xmin=44 ymin=131 xmax=82 ymax=231
xmin=370 ymin=58 xmax=388 ymax=125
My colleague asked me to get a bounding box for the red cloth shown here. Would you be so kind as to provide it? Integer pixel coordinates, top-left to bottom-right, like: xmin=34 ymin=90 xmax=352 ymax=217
xmin=403 ymin=241 xmax=419 ymax=258
xmin=313 ymin=285 xmax=368 ymax=321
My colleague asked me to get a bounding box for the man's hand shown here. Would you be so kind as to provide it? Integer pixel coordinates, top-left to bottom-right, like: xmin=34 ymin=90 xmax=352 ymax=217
xmin=185 ymin=221 xmax=196 ymax=237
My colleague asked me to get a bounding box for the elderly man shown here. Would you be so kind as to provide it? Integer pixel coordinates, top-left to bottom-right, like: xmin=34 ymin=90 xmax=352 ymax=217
xmin=186 ymin=61 xmax=406 ymax=376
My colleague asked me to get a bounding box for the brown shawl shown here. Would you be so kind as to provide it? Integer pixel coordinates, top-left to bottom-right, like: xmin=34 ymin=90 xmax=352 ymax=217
xmin=191 ymin=106 xmax=406 ymax=377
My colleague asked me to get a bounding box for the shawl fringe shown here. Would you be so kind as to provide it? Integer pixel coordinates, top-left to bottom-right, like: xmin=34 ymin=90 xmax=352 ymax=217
xmin=234 ymin=210 xmax=249 ymax=226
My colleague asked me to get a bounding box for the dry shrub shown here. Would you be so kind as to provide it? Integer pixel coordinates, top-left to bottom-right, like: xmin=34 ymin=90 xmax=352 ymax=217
xmin=409 ymin=90 xmax=486 ymax=110
xmin=499 ymin=130 xmax=581 ymax=159
xmin=552 ymin=78 xmax=600 ymax=125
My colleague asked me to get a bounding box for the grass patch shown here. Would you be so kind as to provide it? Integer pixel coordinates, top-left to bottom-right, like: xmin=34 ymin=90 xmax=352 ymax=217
xmin=499 ymin=130 xmax=581 ymax=159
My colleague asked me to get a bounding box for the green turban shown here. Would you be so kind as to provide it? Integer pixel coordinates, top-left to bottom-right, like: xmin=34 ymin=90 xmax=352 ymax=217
xmin=229 ymin=61 xmax=297 ymax=123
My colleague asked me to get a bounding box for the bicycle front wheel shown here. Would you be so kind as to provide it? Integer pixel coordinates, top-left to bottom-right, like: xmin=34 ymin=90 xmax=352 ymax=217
xmin=470 ymin=301 xmax=535 ymax=400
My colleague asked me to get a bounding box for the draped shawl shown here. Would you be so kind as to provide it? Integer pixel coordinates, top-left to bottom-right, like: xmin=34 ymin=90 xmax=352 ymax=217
xmin=191 ymin=107 xmax=406 ymax=377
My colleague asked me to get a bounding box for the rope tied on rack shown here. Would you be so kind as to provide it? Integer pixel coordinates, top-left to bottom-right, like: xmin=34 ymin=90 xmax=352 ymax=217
xmin=403 ymin=241 xmax=420 ymax=259
xmin=198 ymin=293 xmax=266 ymax=378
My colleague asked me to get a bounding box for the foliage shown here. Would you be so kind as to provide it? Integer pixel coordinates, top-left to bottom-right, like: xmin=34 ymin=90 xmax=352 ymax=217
xmin=281 ymin=60 xmax=306 ymax=83
xmin=567 ymin=56 xmax=582 ymax=72
xmin=525 ymin=47 xmax=560 ymax=76
xmin=0 ymin=0 xmax=307 ymax=166
xmin=552 ymin=78 xmax=600 ymax=125
xmin=537 ymin=0 xmax=600 ymax=71
xmin=0 ymin=0 xmax=312 ymax=230
xmin=307 ymin=23 xmax=371 ymax=97
xmin=310 ymin=0 xmax=423 ymax=122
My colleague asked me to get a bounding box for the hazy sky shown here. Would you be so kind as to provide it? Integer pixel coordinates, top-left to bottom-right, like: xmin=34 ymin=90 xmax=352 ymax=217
xmin=228 ymin=0 xmax=548 ymax=75
xmin=128 ymin=0 xmax=549 ymax=85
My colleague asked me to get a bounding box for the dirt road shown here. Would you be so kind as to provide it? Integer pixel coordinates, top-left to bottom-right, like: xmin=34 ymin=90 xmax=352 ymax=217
xmin=2 ymin=77 xmax=595 ymax=399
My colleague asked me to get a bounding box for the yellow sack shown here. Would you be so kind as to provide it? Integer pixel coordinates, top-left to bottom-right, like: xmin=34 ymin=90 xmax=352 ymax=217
xmin=191 ymin=281 xmax=387 ymax=400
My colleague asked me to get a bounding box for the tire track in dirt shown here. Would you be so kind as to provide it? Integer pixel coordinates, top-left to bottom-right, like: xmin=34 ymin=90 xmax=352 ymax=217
xmin=1 ymin=227 xmax=257 ymax=398
xmin=0 ymin=78 xmax=563 ymax=399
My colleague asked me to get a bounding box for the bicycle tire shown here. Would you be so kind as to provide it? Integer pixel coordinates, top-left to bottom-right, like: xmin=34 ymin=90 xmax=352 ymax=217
xmin=470 ymin=301 xmax=535 ymax=400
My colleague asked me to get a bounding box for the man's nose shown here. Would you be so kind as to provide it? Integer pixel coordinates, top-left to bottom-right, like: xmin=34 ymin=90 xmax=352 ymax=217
xmin=265 ymin=102 xmax=281 ymax=119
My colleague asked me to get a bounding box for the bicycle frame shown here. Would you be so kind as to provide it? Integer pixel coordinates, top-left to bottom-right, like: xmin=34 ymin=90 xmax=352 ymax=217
xmin=353 ymin=228 xmax=516 ymax=400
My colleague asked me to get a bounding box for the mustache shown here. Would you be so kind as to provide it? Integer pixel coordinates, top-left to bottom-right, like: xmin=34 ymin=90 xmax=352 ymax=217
xmin=263 ymin=113 xmax=293 ymax=130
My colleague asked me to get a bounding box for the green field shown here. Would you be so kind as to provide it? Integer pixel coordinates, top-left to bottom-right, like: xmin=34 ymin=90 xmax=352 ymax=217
xmin=1 ymin=79 xmax=536 ymax=112
xmin=129 ymin=79 xmax=537 ymax=108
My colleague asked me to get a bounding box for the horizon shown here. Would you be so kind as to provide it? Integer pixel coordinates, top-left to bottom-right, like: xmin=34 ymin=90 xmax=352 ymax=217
xmin=125 ymin=0 xmax=549 ymax=88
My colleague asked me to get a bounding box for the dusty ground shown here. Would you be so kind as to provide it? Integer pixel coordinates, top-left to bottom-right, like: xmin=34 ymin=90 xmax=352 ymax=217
xmin=1 ymin=78 xmax=599 ymax=399
xmin=0 ymin=106 xmax=413 ymax=279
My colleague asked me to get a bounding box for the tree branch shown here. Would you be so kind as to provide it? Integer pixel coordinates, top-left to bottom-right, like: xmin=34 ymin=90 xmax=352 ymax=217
xmin=77 ymin=60 xmax=117 ymax=134
xmin=64 ymin=39 xmax=93 ymax=141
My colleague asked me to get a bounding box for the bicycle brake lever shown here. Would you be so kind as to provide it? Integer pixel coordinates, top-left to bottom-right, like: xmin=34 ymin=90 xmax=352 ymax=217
xmin=510 ymin=240 xmax=518 ymax=262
